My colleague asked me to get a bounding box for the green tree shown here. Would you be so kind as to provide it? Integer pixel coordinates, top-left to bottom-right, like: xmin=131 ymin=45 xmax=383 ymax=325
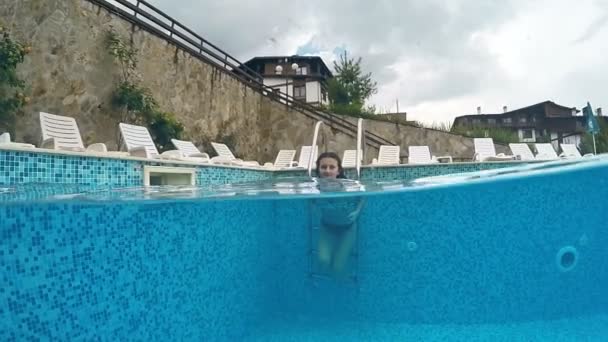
xmin=327 ymin=51 xmax=377 ymax=117
xmin=0 ymin=28 xmax=30 ymax=135
xmin=579 ymin=118 xmax=608 ymax=154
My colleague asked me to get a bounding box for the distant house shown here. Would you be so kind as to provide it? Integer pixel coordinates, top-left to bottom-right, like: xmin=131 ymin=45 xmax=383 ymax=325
xmin=452 ymin=101 xmax=601 ymax=148
xmin=240 ymin=55 xmax=332 ymax=107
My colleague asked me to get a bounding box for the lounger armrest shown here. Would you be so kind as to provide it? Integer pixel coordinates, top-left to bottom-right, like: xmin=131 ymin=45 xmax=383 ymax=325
xmin=0 ymin=132 xmax=10 ymax=143
xmin=128 ymin=146 xmax=149 ymax=158
xmin=187 ymin=152 xmax=210 ymax=159
xmin=559 ymin=152 xmax=577 ymax=158
xmin=211 ymin=156 xmax=235 ymax=164
xmin=583 ymin=153 xmax=594 ymax=158
xmin=41 ymin=137 xmax=56 ymax=149
xmin=159 ymin=150 xmax=183 ymax=159
xmin=242 ymin=160 xmax=260 ymax=166
xmin=86 ymin=143 xmax=107 ymax=152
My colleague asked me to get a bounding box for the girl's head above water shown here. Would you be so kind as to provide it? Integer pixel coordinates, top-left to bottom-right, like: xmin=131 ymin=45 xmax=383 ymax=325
xmin=316 ymin=152 xmax=346 ymax=179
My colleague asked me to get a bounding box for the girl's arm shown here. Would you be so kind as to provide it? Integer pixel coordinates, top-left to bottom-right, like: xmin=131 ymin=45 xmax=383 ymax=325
xmin=348 ymin=197 xmax=365 ymax=221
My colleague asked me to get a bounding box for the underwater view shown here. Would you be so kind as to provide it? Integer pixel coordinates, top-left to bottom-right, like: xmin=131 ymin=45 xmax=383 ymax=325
xmin=2 ymin=157 xmax=607 ymax=341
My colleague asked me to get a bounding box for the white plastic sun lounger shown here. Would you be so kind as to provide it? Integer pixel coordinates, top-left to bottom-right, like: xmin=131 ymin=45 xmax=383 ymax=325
xmin=40 ymin=112 xmax=108 ymax=152
xmin=473 ymin=138 xmax=514 ymax=161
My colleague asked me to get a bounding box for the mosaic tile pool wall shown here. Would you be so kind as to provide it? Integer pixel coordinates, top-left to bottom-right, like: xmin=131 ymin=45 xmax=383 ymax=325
xmin=270 ymin=162 xmax=608 ymax=324
xmin=0 ymin=149 xmax=272 ymax=187
xmin=273 ymin=161 xmax=533 ymax=182
xmin=1 ymin=148 xmax=537 ymax=188
xmin=2 ymin=158 xmax=607 ymax=340
xmin=0 ymin=199 xmax=277 ymax=340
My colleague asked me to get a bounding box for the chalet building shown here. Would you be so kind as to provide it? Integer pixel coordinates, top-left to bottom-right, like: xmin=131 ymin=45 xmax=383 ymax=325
xmin=241 ymin=55 xmax=332 ymax=107
xmin=453 ymin=101 xmax=604 ymax=148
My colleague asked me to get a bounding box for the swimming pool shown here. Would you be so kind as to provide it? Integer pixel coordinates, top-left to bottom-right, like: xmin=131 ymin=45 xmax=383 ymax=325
xmin=1 ymin=156 xmax=607 ymax=341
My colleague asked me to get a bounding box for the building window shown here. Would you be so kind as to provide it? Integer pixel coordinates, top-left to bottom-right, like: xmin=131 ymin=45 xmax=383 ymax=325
xmin=487 ymin=118 xmax=496 ymax=124
xmin=472 ymin=118 xmax=481 ymax=125
xmin=503 ymin=118 xmax=512 ymax=124
xmin=519 ymin=117 xmax=527 ymax=123
xmin=294 ymin=85 xmax=306 ymax=99
xmin=519 ymin=128 xmax=535 ymax=142
xmin=296 ymin=66 xmax=308 ymax=75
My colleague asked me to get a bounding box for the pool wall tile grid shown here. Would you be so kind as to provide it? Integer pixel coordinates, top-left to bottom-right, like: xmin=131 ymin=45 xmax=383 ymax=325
xmin=273 ymin=164 xmax=530 ymax=182
xmin=2 ymin=155 xmax=608 ymax=340
xmin=271 ymin=163 xmax=608 ymax=324
xmin=355 ymin=163 xmax=522 ymax=182
xmin=0 ymin=199 xmax=277 ymax=341
xmin=0 ymin=150 xmax=141 ymax=186
xmin=0 ymin=150 xmax=273 ymax=186
xmin=1 ymin=149 xmax=534 ymax=187
xmin=196 ymin=166 xmax=271 ymax=184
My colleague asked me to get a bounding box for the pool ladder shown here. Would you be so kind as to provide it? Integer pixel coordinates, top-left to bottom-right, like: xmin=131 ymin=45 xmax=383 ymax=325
xmin=307 ymin=203 xmax=360 ymax=284
xmin=306 ymin=119 xmax=363 ymax=283
xmin=307 ymin=118 xmax=364 ymax=180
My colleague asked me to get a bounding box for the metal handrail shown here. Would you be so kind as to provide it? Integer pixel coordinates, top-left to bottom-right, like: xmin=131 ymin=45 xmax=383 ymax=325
xmin=308 ymin=121 xmax=324 ymax=177
xmin=90 ymin=0 xmax=396 ymax=148
xmin=356 ymin=118 xmax=363 ymax=179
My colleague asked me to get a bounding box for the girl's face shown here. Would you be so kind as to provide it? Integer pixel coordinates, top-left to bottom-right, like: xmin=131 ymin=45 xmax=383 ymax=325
xmin=319 ymin=157 xmax=340 ymax=178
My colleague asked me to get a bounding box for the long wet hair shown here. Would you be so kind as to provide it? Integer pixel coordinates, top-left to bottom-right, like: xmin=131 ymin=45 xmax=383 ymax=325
xmin=315 ymin=152 xmax=346 ymax=179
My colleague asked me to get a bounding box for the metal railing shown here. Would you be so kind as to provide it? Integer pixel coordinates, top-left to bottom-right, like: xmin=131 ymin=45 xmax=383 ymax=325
xmin=308 ymin=121 xmax=324 ymax=177
xmin=356 ymin=118 xmax=363 ymax=179
xmin=87 ymin=0 xmax=396 ymax=149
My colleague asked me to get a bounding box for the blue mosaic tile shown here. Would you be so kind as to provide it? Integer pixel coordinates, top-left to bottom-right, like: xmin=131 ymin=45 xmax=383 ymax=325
xmin=1 ymin=149 xmax=536 ymax=188
xmin=196 ymin=166 xmax=271 ymax=185
xmin=0 ymin=150 xmax=274 ymax=187
xmin=0 ymin=150 xmax=143 ymax=186
xmin=355 ymin=162 xmax=534 ymax=182
xmin=269 ymin=162 xmax=608 ymax=325
xmin=273 ymin=162 xmax=535 ymax=182
xmin=0 ymin=200 xmax=276 ymax=341
xmin=1 ymin=154 xmax=607 ymax=340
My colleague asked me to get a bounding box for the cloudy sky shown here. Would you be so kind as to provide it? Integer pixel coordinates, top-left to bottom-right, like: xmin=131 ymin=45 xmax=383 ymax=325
xmin=144 ymin=0 xmax=607 ymax=124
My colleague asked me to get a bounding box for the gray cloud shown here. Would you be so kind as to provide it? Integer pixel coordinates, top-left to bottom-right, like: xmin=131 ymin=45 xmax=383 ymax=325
xmin=571 ymin=12 xmax=608 ymax=44
xmin=150 ymin=1 xmax=608 ymax=114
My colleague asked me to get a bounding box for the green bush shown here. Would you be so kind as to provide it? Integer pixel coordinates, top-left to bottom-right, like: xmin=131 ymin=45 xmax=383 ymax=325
xmin=0 ymin=28 xmax=30 ymax=134
xmin=112 ymin=81 xmax=158 ymax=124
xmin=106 ymin=29 xmax=183 ymax=150
xmin=149 ymin=111 xmax=184 ymax=152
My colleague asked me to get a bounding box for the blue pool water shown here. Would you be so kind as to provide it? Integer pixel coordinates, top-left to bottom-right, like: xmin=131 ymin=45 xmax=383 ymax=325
xmin=1 ymin=157 xmax=608 ymax=341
